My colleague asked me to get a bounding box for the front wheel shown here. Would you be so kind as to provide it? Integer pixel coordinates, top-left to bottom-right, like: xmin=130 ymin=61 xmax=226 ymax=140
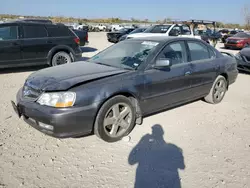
xmin=204 ymin=75 xmax=227 ymax=104
xmin=94 ymin=95 xmax=136 ymax=142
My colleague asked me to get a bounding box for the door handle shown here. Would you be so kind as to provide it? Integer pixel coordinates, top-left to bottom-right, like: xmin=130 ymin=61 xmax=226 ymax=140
xmin=185 ymin=71 xmax=191 ymax=76
xmin=47 ymin=41 xmax=53 ymax=44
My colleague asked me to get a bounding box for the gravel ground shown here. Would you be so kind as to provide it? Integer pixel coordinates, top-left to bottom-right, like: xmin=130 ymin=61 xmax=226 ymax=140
xmin=0 ymin=33 xmax=250 ymax=188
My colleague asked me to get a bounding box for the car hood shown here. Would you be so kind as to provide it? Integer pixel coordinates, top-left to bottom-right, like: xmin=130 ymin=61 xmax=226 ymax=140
xmin=25 ymin=61 xmax=129 ymax=91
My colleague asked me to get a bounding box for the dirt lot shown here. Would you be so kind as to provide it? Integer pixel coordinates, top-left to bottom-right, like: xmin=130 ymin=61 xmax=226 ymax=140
xmin=0 ymin=33 xmax=250 ymax=188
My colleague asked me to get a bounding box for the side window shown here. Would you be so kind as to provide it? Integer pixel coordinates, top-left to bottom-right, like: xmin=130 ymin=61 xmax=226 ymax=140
xmin=157 ymin=41 xmax=187 ymax=66
xmin=0 ymin=26 xmax=18 ymax=40
xmin=187 ymin=41 xmax=210 ymax=61
xmin=181 ymin=25 xmax=191 ymax=35
xmin=208 ymin=47 xmax=216 ymax=58
xmin=46 ymin=26 xmax=73 ymax=37
xmin=169 ymin=26 xmax=181 ymax=36
xmin=23 ymin=25 xmax=47 ymax=38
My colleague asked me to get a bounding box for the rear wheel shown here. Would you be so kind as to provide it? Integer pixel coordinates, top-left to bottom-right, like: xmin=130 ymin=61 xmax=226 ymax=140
xmin=51 ymin=51 xmax=72 ymax=66
xmin=204 ymin=75 xmax=227 ymax=104
xmin=94 ymin=95 xmax=136 ymax=142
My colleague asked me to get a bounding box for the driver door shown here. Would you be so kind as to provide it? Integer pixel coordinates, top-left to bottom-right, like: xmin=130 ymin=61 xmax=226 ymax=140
xmin=141 ymin=41 xmax=194 ymax=114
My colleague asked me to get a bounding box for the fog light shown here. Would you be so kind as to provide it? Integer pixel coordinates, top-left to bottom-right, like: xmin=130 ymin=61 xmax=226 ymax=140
xmin=39 ymin=123 xmax=54 ymax=131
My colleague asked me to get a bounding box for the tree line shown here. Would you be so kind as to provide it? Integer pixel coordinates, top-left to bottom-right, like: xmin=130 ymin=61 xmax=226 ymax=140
xmin=0 ymin=14 xmax=249 ymax=30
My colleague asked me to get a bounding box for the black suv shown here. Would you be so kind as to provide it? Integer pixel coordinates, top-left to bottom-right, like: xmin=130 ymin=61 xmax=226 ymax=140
xmin=0 ymin=21 xmax=82 ymax=68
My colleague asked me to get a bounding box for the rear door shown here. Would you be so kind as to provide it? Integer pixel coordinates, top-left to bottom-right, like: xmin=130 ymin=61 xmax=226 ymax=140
xmin=141 ymin=41 xmax=194 ymax=114
xmin=0 ymin=24 xmax=22 ymax=68
xmin=20 ymin=24 xmax=50 ymax=65
xmin=187 ymin=40 xmax=218 ymax=96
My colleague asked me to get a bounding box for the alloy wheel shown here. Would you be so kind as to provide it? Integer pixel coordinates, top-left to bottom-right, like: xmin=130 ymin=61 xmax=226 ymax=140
xmin=103 ymin=103 xmax=132 ymax=138
xmin=213 ymin=79 xmax=227 ymax=102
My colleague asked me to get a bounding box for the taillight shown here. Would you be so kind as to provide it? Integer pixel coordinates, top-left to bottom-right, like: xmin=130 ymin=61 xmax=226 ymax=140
xmin=86 ymin=33 xmax=88 ymax=42
xmin=74 ymin=37 xmax=80 ymax=45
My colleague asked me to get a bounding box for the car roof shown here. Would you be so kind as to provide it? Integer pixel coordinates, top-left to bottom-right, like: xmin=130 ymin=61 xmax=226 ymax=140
xmin=0 ymin=21 xmax=65 ymax=27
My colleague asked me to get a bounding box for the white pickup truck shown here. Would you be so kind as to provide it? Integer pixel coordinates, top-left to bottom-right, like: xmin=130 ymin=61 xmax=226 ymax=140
xmin=126 ymin=24 xmax=201 ymax=39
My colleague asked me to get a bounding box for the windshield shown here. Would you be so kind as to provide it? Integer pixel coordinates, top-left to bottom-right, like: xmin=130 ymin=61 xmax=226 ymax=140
xmin=230 ymin=30 xmax=237 ymax=35
xmin=234 ymin=32 xmax=250 ymax=38
xmin=144 ymin=25 xmax=171 ymax=33
xmin=233 ymin=32 xmax=250 ymax=38
xmin=88 ymin=40 xmax=159 ymax=69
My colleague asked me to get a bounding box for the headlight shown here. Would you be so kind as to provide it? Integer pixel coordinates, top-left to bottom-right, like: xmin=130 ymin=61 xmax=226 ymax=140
xmin=37 ymin=92 xmax=76 ymax=107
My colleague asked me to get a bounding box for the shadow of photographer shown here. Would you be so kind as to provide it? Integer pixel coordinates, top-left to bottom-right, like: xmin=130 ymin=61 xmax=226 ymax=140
xmin=128 ymin=124 xmax=185 ymax=188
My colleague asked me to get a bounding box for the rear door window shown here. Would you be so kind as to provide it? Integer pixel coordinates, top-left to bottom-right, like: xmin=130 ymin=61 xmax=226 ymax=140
xmin=0 ymin=26 xmax=18 ymax=40
xmin=23 ymin=25 xmax=48 ymax=38
xmin=187 ymin=41 xmax=210 ymax=61
xmin=46 ymin=25 xmax=74 ymax=37
xmin=157 ymin=41 xmax=187 ymax=66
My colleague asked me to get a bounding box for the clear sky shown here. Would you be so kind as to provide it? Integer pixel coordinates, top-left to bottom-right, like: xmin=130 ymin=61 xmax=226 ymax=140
xmin=0 ymin=0 xmax=249 ymax=24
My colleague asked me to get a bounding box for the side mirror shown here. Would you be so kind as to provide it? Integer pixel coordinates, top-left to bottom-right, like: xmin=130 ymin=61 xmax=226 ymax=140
xmin=154 ymin=59 xmax=172 ymax=68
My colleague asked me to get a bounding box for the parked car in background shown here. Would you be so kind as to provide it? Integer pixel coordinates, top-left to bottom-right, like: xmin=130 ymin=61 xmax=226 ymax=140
xmin=235 ymin=47 xmax=250 ymax=73
xmin=118 ymin=27 xmax=148 ymax=42
xmin=72 ymin=29 xmax=89 ymax=46
xmin=110 ymin=24 xmax=124 ymax=32
xmin=12 ymin=36 xmax=238 ymax=142
xmin=224 ymin=32 xmax=250 ymax=49
xmin=76 ymin=24 xmax=89 ymax=31
xmin=94 ymin=24 xmax=106 ymax=31
xmin=219 ymin=29 xmax=229 ymax=37
xmin=107 ymin=28 xmax=135 ymax=43
xmin=0 ymin=21 xmax=82 ymax=68
xmin=126 ymin=24 xmax=201 ymax=40
xmin=199 ymin=29 xmax=222 ymax=45
xmin=221 ymin=30 xmax=243 ymax=43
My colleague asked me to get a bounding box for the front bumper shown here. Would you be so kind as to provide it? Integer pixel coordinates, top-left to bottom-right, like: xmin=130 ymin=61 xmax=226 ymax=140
xmin=237 ymin=60 xmax=250 ymax=73
xmin=224 ymin=43 xmax=244 ymax=49
xmin=12 ymin=88 xmax=98 ymax=138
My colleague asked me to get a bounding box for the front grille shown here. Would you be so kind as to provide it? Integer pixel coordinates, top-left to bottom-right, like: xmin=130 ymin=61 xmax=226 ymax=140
xmin=22 ymin=84 xmax=41 ymax=100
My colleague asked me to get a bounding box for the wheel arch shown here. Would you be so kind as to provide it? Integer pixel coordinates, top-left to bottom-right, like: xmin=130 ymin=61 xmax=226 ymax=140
xmin=47 ymin=45 xmax=74 ymax=65
xmin=219 ymin=73 xmax=229 ymax=89
xmin=93 ymin=91 xmax=143 ymax=132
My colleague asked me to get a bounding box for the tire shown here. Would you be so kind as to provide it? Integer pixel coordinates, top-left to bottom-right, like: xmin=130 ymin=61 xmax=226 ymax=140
xmin=204 ymin=75 xmax=227 ymax=104
xmin=94 ymin=95 xmax=136 ymax=142
xmin=51 ymin=51 xmax=72 ymax=66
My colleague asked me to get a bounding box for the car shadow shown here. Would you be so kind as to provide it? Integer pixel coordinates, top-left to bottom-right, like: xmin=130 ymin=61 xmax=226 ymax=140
xmin=0 ymin=65 xmax=49 ymax=74
xmin=128 ymin=124 xmax=185 ymax=188
xmin=81 ymin=47 xmax=98 ymax=52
